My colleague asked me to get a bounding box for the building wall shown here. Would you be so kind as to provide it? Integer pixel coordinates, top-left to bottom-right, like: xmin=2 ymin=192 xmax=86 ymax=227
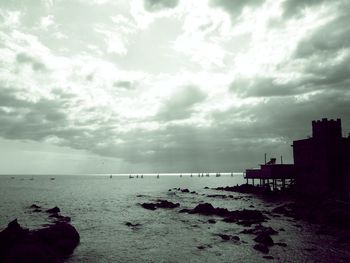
xmin=293 ymin=119 xmax=350 ymax=197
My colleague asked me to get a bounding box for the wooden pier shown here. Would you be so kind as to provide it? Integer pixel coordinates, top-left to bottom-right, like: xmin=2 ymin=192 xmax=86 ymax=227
xmin=245 ymin=159 xmax=295 ymax=189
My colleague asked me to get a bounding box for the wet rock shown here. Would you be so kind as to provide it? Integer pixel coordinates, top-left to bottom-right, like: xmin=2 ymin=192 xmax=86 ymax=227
xmin=275 ymin=242 xmax=287 ymax=247
xmin=179 ymin=208 xmax=191 ymax=213
xmin=207 ymin=194 xmax=228 ymax=199
xmin=253 ymin=243 xmax=269 ymax=254
xmin=263 ymin=255 xmax=274 ymax=260
xmin=141 ymin=203 xmax=157 ymax=210
xmin=218 ymin=234 xmax=231 ymax=241
xmin=232 ymin=235 xmax=240 ymax=241
xmin=125 ymin=222 xmax=142 ymax=229
xmin=190 ymin=191 xmax=197 ymax=194
xmin=208 ymin=219 xmax=216 ymax=224
xmin=184 ymin=203 xmax=266 ymax=226
xmin=254 ymin=233 xmax=274 ymax=246
xmin=0 ymin=219 xmax=79 ymax=263
xmin=46 ymin=206 xmax=60 ymax=214
xmin=241 ymin=224 xmax=278 ymax=236
xmin=181 ymin=189 xmax=190 ymax=193
xmin=30 ymin=204 xmax=41 ymax=209
xmin=197 ymin=245 xmax=205 ymax=250
xmin=141 ymin=200 xmax=180 ymax=210
xmin=204 ymin=187 xmax=209 ymax=189
xmin=33 ymin=208 xmax=42 ymax=213
xmin=223 ymin=210 xmax=266 ymax=226
xmin=156 ymin=200 xmax=180 ymax=209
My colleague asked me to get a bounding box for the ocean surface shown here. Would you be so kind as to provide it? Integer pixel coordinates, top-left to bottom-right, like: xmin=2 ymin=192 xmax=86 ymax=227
xmin=0 ymin=174 xmax=349 ymax=262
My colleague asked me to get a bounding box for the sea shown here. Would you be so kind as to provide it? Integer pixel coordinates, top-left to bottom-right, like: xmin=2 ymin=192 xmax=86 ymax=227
xmin=0 ymin=173 xmax=349 ymax=263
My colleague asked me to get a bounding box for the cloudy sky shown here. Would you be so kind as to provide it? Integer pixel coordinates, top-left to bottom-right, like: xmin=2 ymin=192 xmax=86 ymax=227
xmin=0 ymin=0 xmax=350 ymax=174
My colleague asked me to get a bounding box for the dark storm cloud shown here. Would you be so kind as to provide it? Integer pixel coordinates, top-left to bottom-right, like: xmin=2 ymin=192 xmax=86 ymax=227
xmin=144 ymin=0 xmax=179 ymax=12
xmin=16 ymin=53 xmax=47 ymax=71
xmin=210 ymin=0 xmax=264 ymax=18
xmin=0 ymin=85 xmax=77 ymax=142
xmin=156 ymin=85 xmax=207 ymax=121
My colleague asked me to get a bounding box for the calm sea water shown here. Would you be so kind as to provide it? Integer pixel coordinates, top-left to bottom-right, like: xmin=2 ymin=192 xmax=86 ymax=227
xmin=0 ymin=174 xmax=349 ymax=262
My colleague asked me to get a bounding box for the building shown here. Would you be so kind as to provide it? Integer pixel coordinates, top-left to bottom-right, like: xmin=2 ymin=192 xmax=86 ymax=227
xmin=244 ymin=118 xmax=350 ymax=198
xmin=293 ymin=118 xmax=350 ymax=197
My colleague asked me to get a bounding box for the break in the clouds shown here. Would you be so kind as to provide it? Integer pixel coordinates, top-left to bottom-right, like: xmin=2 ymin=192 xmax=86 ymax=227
xmin=0 ymin=0 xmax=350 ymax=174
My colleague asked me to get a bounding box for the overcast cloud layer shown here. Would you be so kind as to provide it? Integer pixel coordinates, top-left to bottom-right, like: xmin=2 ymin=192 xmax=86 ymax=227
xmin=0 ymin=0 xmax=349 ymax=174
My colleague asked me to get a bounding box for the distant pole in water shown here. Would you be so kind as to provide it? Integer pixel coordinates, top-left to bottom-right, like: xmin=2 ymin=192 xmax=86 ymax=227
xmin=157 ymin=174 xmax=159 ymax=179
xmin=231 ymin=172 xmax=233 ymax=177
xmin=190 ymin=173 xmax=193 ymax=177
xmin=180 ymin=174 xmax=182 ymax=177
xmin=141 ymin=174 xmax=143 ymax=178
xmin=280 ymin=156 xmax=283 ymax=164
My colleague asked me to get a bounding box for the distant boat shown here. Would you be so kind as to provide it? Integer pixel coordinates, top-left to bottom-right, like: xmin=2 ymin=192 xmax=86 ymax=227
xmin=129 ymin=175 xmax=134 ymax=179
xmin=216 ymin=173 xmax=221 ymax=177
xmin=136 ymin=175 xmax=139 ymax=178
xmin=157 ymin=174 xmax=159 ymax=179
xmin=110 ymin=175 xmax=113 ymax=179
xmin=141 ymin=174 xmax=143 ymax=178
xmin=50 ymin=178 xmax=55 ymax=180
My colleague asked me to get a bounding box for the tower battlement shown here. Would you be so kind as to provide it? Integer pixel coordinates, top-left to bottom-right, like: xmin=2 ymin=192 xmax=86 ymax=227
xmin=312 ymin=118 xmax=342 ymax=139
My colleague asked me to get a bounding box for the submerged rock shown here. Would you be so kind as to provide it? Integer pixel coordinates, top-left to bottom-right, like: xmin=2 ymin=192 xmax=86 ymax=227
xmin=0 ymin=219 xmax=79 ymax=263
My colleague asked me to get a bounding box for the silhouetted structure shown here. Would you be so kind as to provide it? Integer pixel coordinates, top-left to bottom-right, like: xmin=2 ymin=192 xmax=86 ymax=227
xmin=245 ymin=118 xmax=350 ymax=198
xmin=293 ymin=118 xmax=350 ymax=197
xmin=245 ymin=158 xmax=295 ymax=189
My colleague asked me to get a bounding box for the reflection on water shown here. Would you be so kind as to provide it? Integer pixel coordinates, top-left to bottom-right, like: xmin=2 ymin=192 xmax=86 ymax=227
xmin=0 ymin=174 xmax=348 ymax=262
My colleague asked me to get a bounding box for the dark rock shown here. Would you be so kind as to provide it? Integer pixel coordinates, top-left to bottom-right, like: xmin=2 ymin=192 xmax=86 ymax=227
xmin=253 ymin=244 xmax=269 ymax=254
xmin=208 ymin=219 xmax=216 ymax=224
xmin=156 ymin=200 xmax=180 ymax=209
xmin=263 ymin=256 xmax=274 ymax=260
xmin=181 ymin=189 xmax=190 ymax=193
xmin=141 ymin=200 xmax=180 ymax=210
xmin=223 ymin=210 xmax=266 ymax=226
xmin=141 ymin=203 xmax=156 ymax=210
xmin=46 ymin=206 xmax=60 ymax=214
xmin=0 ymin=219 xmax=79 ymax=263
xmin=125 ymin=222 xmax=142 ymax=229
xmin=204 ymin=187 xmax=209 ymax=189
xmin=33 ymin=208 xmax=42 ymax=213
xmin=254 ymin=233 xmax=274 ymax=246
xmin=30 ymin=204 xmax=41 ymax=209
xmin=190 ymin=191 xmax=197 ymax=194
xmin=179 ymin=209 xmax=191 ymax=213
xmin=218 ymin=234 xmax=230 ymax=241
xmin=275 ymin=242 xmax=287 ymax=247
xmin=197 ymin=245 xmax=205 ymax=250
xmin=232 ymin=235 xmax=240 ymax=241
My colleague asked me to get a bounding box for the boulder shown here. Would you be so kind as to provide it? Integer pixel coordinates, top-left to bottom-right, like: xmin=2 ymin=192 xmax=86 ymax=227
xmin=0 ymin=219 xmax=79 ymax=263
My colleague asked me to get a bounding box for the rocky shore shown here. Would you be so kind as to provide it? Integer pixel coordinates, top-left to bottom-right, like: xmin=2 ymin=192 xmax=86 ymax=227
xmin=139 ymin=185 xmax=350 ymax=258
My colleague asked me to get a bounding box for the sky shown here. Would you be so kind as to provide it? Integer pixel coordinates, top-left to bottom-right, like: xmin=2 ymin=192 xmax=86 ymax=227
xmin=0 ymin=0 xmax=350 ymax=174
